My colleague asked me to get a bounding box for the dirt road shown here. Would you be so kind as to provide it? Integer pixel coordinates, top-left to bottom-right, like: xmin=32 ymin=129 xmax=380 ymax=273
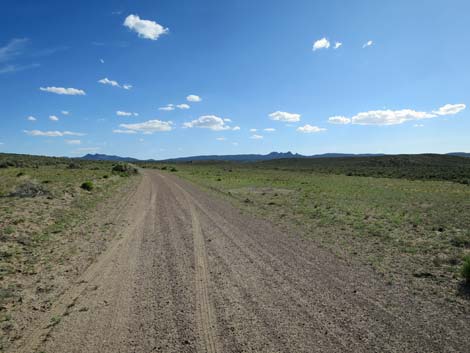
xmin=12 ymin=170 xmax=469 ymax=352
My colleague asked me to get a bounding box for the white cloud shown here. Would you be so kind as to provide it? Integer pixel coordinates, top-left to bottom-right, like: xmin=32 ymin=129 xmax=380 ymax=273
xmin=98 ymin=77 xmax=131 ymax=90
xmin=119 ymin=119 xmax=173 ymax=133
xmin=187 ymin=94 xmax=202 ymax=102
xmin=313 ymin=38 xmax=330 ymax=51
xmin=334 ymin=42 xmax=342 ymax=49
xmin=328 ymin=116 xmax=351 ymax=124
xmin=363 ymin=40 xmax=374 ymax=48
xmin=39 ymin=86 xmax=86 ymax=95
xmin=0 ymin=38 xmax=29 ymax=63
xmin=250 ymin=134 xmax=263 ymax=139
xmin=216 ymin=137 xmax=226 ymax=141
xmin=232 ymin=126 xmax=240 ymax=131
xmin=269 ymin=111 xmax=301 ymax=122
xmin=116 ymin=110 xmax=138 ymax=116
xmin=432 ymin=103 xmax=466 ymax=116
xmin=329 ymin=103 xmax=466 ymax=126
xmin=249 ymin=128 xmax=257 ymax=132
xmin=183 ymin=115 xmax=231 ymax=131
xmin=352 ymin=109 xmax=435 ymax=125
xmin=124 ymin=14 xmax=169 ymax=40
xmin=24 ymin=130 xmax=84 ymax=137
xmin=413 ymin=124 xmax=424 ymax=128
xmin=223 ymin=118 xmax=232 ymax=122
xmin=113 ymin=129 xmax=137 ymax=134
xmin=159 ymin=104 xmax=175 ymax=111
xmin=297 ymin=124 xmax=326 ymax=133
xmin=264 ymin=128 xmax=275 ymax=132
xmin=27 ymin=115 xmax=36 ymax=121
xmin=61 ymin=110 xmax=69 ymax=115
xmin=176 ymin=103 xmax=190 ymax=110
xmin=49 ymin=115 xmax=59 ymax=121
xmin=65 ymin=139 xmax=81 ymax=145
xmin=100 ymin=58 xmax=104 ymax=64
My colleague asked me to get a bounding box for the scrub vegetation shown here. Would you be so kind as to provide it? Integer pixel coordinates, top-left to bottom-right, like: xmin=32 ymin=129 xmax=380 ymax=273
xmin=0 ymin=153 xmax=138 ymax=350
xmin=149 ymin=154 xmax=470 ymax=302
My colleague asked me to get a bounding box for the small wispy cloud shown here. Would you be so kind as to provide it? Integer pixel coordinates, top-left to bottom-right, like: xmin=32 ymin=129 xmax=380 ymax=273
xmin=61 ymin=110 xmax=70 ymax=115
xmin=24 ymin=130 xmax=85 ymax=137
xmin=216 ymin=137 xmax=226 ymax=141
xmin=0 ymin=38 xmax=29 ymax=63
xmin=123 ymin=14 xmax=169 ymax=40
xmin=250 ymin=134 xmax=263 ymax=139
xmin=27 ymin=115 xmax=36 ymax=121
xmin=176 ymin=103 xmax=190 ymax=110
xmin=49 ymin=115 xmax=59 ymax=121
xmin=100 ymin=58 xmax=104 ymax=64
xmin=363 ymin=40 xmax=374 ymax=48
xmin=98 ymin=77 xmax=132 ymax=90
xmin=264 ymin=128 xmax=276 ymax=132
xmin=159 ymin=104 xmax=175 ymax=111
xmin=116 ymin=111 xmax=138 ymax=116
xmin=113 ymin=129 xmax=137 ymax=134
xmin=65 ymin=139 xmax=81 ymax=145
xmin=40 ymin=86 xmax=86 ymax=95
xmin=334 ymin=42 xmax=342 ymax=49
xmin=119 ymin=120 xmax=173 ymax=134
xmin=297 ymin=124 xmax=326 ymax=133
xmin=0 ymin=63 xmax=40 ymax=75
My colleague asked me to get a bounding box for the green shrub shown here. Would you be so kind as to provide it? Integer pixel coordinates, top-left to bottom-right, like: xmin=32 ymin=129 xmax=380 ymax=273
xmin=9 ymin=180 xmax=50 ymax=198
xmin=80 ymin=181 xmax=94 ymax=191
xmin=112 ymin=163 xmax=138 ymax=176
xmin=462 ymin=255 xmax=470 ymax=283
xmin=170 ymin=167 xmax=177 ymax=172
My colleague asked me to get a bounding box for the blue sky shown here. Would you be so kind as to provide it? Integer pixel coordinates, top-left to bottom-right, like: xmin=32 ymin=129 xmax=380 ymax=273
xmin=0 ymin=0 xmax=469 ymax=159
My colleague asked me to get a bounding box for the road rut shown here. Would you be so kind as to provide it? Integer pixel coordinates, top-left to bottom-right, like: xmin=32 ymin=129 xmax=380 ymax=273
xmin=11 ymin=170 xmax=470 ymax=353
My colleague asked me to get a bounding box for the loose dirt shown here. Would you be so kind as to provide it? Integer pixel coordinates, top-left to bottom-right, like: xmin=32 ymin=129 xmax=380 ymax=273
xmin=9 ymin=170 xmax=470 ymax=353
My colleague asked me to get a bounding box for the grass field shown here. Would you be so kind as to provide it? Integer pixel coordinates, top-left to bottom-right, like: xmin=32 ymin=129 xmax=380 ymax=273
xmin=0 ymin=154 xmax=138 ymax=348
xmin=152 ymin=158 xmax=470 ymax=303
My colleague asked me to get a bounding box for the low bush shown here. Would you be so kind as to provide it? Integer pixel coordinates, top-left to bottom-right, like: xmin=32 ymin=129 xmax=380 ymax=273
xmin=462 ymin=255 xmax=470 ymax=283
xmin=170 ymin=167 xmax=177 ymax=172
xmin=80 ymin=181 xmax=94 ymax=191
xmin=112 ymin=163 xmax=138 ymax=176
xmin=9 ymin=180 xmax=50 ymax=198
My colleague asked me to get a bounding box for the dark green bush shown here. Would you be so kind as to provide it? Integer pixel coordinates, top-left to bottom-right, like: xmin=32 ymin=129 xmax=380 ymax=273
xmin=170 ymin=167 xmax=177 ymax=172
xmin=462 ymin=255 xmax=470 ymax=283
xmin=112 ymin=163 xmax=138 ymax=176
xmin=80 ymin=181 xmax=94 ymax=191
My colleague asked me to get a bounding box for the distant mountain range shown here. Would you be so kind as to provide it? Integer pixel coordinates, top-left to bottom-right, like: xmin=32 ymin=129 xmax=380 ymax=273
xmin=81 ymin=152 xmax=470 ymax=163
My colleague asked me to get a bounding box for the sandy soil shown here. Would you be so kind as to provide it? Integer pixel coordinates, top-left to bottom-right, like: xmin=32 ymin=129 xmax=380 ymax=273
xmin=9 ymin=170 xmax=470 ymax=353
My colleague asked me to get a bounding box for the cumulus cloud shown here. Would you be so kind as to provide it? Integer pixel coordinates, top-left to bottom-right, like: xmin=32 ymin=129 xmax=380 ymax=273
xmin=250 ymin=134 xmax=263 ymax=139
xmin=119 ymin=119 xmax=173 ymax=134
xmin=98 ymin=77 xmax=131 ymax=90
xmin=187 ymin=94 xmax=202 ymax=102
xmin=24 ymin=130 xmax=84 ymax=137
xmin=65 ymin=139 xmax=81 ymax=145
xmin=328 ymin=116 xmax=351 ymax=124
xmin=124 ymin=14 xmax=169 ymax=40
xmin=39 ymin=86 xmax=86 ymax=95
xmin=334 ymin=42 xmax=342 ymax=49
xmin=49 ymin=115 xmax=59 ymax=121
xmin=27 ymin=115 xmax=36 ymax=121
xmin=313 ymin=38 xmax=330 ymax=51
xmin=176 ymin=103 xmax=190 ymax=109
xmin=264 ymin=128 xmax=275 ymax=132
xmin=183 ymin=115 xmax=231 ymax=131
xmin=328 ymin=103 xmax=466 ymax=126
xmin=116 ymin=111 xmax=138 ymax=116
xmin=269 ymin=111 xmax=301 ymax=122
xmin=352 ymin=109 xmax=435 ymax=125
xmin=432 ymin=103 xmax=466 ymax=116
xmin=363 ymin=40 xmax=374 ymax=48
xmin=61 ymin=110 xmax=69 ymax=115
xmin=297 ymin=124 xmax=326 ymax=133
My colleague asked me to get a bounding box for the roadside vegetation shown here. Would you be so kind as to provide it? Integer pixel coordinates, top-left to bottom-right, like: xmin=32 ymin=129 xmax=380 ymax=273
xmin=0 ymin=153 xmax=138 ymax=351
xmin=151 ymin=155 xmax=470 ymax=304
